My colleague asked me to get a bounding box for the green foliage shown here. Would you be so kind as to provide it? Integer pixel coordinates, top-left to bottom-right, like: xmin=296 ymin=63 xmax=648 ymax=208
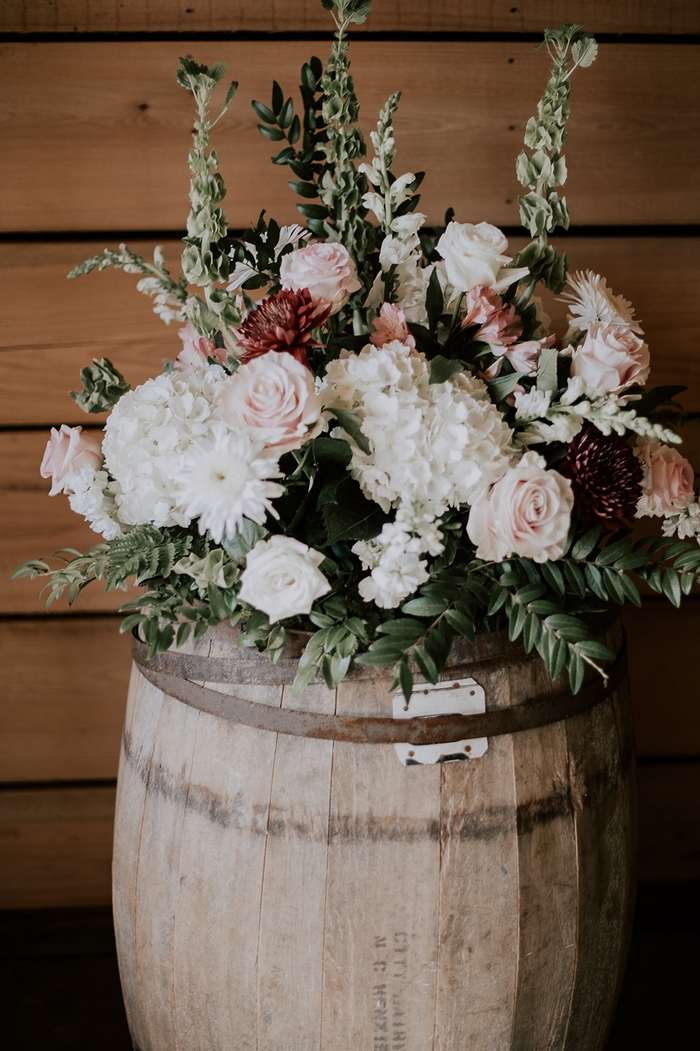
xmin=70 ymin=357 xmax=130 ymax=414
xmin=292 ymin=614 xmax=367 ymax=697
xmin=514 ymin=23 xmax=597 ymax=298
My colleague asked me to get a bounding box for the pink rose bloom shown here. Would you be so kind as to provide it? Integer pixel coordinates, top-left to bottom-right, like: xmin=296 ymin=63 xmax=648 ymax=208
xmin=369 ymin=303 xmax=416 ymax=349
xmin=569 ymin=322 xmax=650 ymax=394
xmin=279 ymin=242 xmax=362 ymax=315
xmin=40 ymin=425 xmax=103 ymax=496
xmin=174 ymin=320 xmax=227 ymax=372
xmin=219 ymin=350 xmax=322 ymax=455
xmin=638 ymin=443 xmax=695 ymax=514
xmin=467 ymin=454 xmax=574 ymax=563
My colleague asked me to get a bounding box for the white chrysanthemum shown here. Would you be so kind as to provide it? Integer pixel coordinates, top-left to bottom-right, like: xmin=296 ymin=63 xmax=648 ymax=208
xmin=65 ymin=466 xmax=123 ymax=540
xmin=102 ymin=365 xmax=225 ymax=528
xmin=177 ymin=426 xmax=284 ymax=543
xmin=321 ymin=341 xmax=518 ymax=517
xmin=560 ymin=271 xmax=643 ymax=334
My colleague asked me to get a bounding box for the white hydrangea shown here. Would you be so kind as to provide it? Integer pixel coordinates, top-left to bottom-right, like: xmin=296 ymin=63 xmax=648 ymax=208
xmin=320 ymin=341 xmax=518 ymax=517
xmin=102 ymin=364 xmax=226 ymax=529
xmin=66 ymin=465 xmax=123 ymax=541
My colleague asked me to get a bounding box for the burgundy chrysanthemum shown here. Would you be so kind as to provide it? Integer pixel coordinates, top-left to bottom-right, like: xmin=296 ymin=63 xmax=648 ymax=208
xmin=559 ymin=426 xmax=644 ymax=529
xmin=235 ymin=288 xmax=331 ymax=366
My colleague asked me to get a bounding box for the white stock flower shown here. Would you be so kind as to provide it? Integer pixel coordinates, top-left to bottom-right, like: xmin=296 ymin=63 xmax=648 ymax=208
xmin=66 ymin=466 xmax=123 ymax=540
xmin=238 ymin=535 xmax=331 ymax=622
xmin=354 ymin=526 xmax=429 ymax=609
xmin=102 ymin=365 xmax=226 ymax=529
xmin=560 ymin=271 xmax=643 ymax=334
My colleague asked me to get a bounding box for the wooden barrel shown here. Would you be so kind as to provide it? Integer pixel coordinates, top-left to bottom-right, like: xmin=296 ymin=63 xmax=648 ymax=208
xmin=113 ymin=618 xmax=636 ymax=1051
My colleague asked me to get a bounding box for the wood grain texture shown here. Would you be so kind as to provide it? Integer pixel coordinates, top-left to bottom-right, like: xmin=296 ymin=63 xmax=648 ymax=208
xmin=0 ymin=616 xmax=129 ymax=782
xmin=1 ymin=759 xmax=694 ymax=910
xmin=3 ymin=237 xmax=699 ymax=429
xmin=0 ymin=783 xmax=115 ymax=908
xmin=1 ymin=41 xmax=697 ymax=233
xmin=109 ymin=628 xmax=637 ymax=1048
xmin=2 ymin=0 xmax=698 ymax=35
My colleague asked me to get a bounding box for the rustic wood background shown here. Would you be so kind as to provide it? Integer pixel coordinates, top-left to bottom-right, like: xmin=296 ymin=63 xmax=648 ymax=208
xmin=1 ymin=0 xmax=699 ymax=907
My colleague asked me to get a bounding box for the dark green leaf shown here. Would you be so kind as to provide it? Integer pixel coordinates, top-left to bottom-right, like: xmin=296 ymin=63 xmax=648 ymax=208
xmin=376 ymin=618 xmax=424 ymax=640
xmin=398 ymin=660 xmax=414 ymax=703
xmin=413 ymin=647 xmax=439 ymax=684
xmin=571 ymin=527 xmax=602 ymax=560
xmin=662 ymin=567 xmax=682 ymax=607
xmin=444 ymin=608 xmax=476 ymax=640
xmin=568 ymin=652 xmax=585 ymax=694
xmin=429 ymin=355 xmax=465 ymax=385
xmin=288 ymin=180 xmax=318 ymax=199
xmin=327 ymin=407 xmax=371 ymax=455
xmin=252 ymin=99 xmax=276 ymax=123
xmin=540 ymin=560 xmax=565 ymax=595
xmin=426 ymin=268 xmax=444 ymax=334
xmin=401 ymin=597 xmax=448 ymax=618
xmin=258 ymin=123 xmax=286 ymax=141
xmin=271 ymin=80 xmax=284 ymax=115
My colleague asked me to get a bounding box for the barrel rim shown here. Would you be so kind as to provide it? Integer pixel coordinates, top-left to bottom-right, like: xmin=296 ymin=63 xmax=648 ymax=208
xmin=131 ymin=632 xmax=627 ymax=745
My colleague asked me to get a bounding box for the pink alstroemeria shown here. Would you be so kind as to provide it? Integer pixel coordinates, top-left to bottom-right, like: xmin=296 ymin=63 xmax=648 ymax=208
xmin=462 ymin=285 xmax=522 ymax=350
xmin=174 ymin=320 xmax=228 ymax=372
xmin=369 ymin=302 xmax=416 ymax=350
xmin=484 ymin=334 xmax=556 ymax=379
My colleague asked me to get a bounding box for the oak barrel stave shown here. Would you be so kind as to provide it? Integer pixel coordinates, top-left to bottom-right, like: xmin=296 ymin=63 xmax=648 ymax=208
xmin=113 ymin=621 xmax=636 ymax=1051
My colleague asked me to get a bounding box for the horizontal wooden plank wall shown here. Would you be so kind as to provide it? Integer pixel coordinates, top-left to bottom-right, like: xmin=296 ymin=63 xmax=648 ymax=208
xmin=2 ymin=1 xmax=699 ymax=35
xmin=1 ymin=2 xmax=699 ymax=907
xmin=2 ymin=41 xmax=699 ymax=232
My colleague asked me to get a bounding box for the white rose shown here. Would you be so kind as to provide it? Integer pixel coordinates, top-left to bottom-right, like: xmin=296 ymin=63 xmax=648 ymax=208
xmin=436 ymin=221 xmax=529 ymax=294
xmin=279 ymin=242 xmax=362 ymax=314
xmin=219 ymin=351 xmax=322 ymax=455
xmin=467 ymin=453 xmax=574 ymax=563
xmin=238 ymin=535 xmax=331 ymax=622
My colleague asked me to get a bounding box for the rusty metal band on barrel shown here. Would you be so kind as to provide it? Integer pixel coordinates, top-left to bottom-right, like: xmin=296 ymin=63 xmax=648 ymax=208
xmin=131 ymin=634 xmax=628 ymax=745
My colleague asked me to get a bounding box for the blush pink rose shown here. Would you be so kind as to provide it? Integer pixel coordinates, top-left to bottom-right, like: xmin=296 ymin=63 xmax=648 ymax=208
xmin=639 ymin=443 xmax=695 ymax=513
xmin=279 ymin=242 xmax=362 ymax=314
xmin=467 ymin=453 xmax=574 ymax=563
xmin=40 ymin=425 xmax=103 ymax=496
xmin=569 ymin=322 xmax=650 ymax=393
xmin=369 ymin=303 xmax=416 ymax=349
xmin=219 ymin=350 xmax=322 ymax=455
xmin=174 ymin=320 xmax=227 ymax=372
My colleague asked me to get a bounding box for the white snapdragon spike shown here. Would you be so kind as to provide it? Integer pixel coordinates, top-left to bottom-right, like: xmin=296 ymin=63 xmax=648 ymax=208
xmin=177 ymin=426 xmax=284 ymax=544
xmin=136 ymin=276 xmax=187 ymax=324
xmin=514 ymin=378 xmax=682 ymax=448
xmin=560 ymin=270 xmax=643 ymax=334
xmin=321 ymin=341 xmax=518 ymax=517
xmin=102 ymin=365 xmax=225 ymax=529
xmin=65 ymin=466 xmax=123 ymax=540
xmin=367 ymin=212 xmax=431 ymax=325
xmin=238 ymin=535 xmax=330 ymax=622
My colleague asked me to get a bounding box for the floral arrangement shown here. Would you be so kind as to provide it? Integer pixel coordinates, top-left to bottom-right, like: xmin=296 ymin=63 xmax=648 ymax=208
xmin=15 ymin=0 xmax=700 ymax=701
